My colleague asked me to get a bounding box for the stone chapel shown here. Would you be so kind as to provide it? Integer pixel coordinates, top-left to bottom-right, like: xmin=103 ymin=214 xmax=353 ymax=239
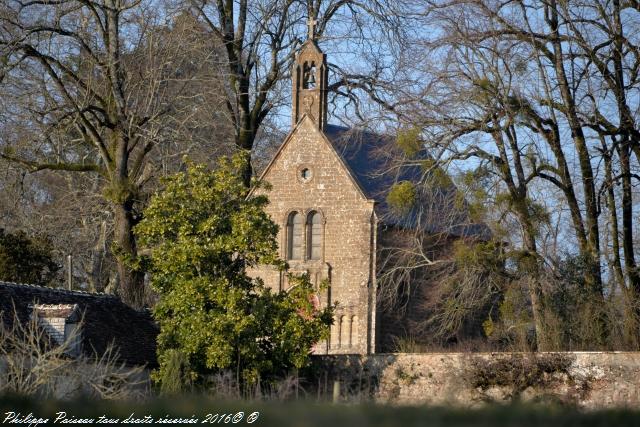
xmin=250 ymin=21 xmax=488 ymax=355
xmin=251 ymin=21 xmax=398 ymax=355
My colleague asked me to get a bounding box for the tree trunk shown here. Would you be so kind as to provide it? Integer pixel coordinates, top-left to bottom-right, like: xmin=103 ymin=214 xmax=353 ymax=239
xmin=237 ymin=124 xmax=255 ymax=186
xmin=89 ymin=220 xmax=108 ymax=293
xmin=491 ymin=126 xmax=546 ymax=350
xmin=516 ymin=207 xmax=546 ymax=351
xmin=113 ymin=198 xmax=145 ymax=308
xmin=548 ymin=3 xmax=603 ymax=296
xmin=600 ymin=138 xmax=625 ymax=294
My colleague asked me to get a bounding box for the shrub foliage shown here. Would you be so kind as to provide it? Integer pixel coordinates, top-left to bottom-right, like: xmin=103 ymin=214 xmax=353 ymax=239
xmin=135 ymin=153 xmax=333 ymax=389
xmin=0 ymin=228 xmax=59 ymax=286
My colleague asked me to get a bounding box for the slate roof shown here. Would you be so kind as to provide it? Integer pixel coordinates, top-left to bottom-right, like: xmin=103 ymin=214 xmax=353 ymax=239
xmin=324 ymin=124 xmax=421 ymax=205
xmin=0 ymin=281 xmax=158 ymax=367
xmin=323 ymin=124 xmax=491 ymax=239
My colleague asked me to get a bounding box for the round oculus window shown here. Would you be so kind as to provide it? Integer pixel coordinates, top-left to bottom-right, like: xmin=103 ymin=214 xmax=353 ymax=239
xmin=299 ymin=167 xmax=312 ymax=182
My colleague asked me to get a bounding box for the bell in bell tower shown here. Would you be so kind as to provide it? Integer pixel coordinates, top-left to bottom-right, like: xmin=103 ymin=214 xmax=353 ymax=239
xmin=292 ymin=17 xmax=328 ymax=130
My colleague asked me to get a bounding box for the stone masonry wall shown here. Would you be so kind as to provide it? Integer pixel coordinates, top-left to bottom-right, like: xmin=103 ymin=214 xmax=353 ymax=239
xmin=310 ymin=352 xmax=640 ymax=408
xmin=249 ymin=117 xmax=376 ymax=354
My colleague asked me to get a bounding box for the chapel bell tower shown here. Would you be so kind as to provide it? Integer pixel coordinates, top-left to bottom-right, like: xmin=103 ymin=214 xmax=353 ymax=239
xmin=292 ymin=17 xmax=328 ymax=130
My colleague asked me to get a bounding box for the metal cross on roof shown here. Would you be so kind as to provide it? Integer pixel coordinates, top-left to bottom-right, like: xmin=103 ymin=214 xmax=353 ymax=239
xmin=307 ymin=17 xmax=318 ymax=40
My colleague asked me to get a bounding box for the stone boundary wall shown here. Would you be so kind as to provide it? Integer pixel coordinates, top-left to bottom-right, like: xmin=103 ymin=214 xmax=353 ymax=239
xmin=309 ymin=352 xmax=640 ymax=408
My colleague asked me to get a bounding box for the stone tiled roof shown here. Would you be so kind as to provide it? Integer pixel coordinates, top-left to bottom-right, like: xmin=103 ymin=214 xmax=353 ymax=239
xmin=0 ymin=281 xmax=158 ymax=367
xmin=323 ymin=124 xmax=492 ymax=239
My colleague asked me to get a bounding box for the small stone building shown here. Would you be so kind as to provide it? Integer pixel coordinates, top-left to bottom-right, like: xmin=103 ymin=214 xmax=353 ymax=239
xmin=249 ymin=27 xmax=416 ymax=355
xmin=0 ymin=281 xmax=158 ymax=366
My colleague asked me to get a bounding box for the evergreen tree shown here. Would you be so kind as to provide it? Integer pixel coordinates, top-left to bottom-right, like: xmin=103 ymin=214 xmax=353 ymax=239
xmin=135 ymin=153 xmax=333 ymax=388
xmin=0 ymin=229 xmax=60 ymax=286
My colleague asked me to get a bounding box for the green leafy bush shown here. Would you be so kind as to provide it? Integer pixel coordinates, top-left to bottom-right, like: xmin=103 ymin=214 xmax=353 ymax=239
xmin=135 ymin=153 xmax=333 ymax=389
xmin=0 ymin=229 xmax=59 ymax=286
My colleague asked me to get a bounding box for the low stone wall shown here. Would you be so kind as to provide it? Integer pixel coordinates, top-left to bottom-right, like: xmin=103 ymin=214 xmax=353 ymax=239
xmin=309 ymin=352 xmax=640 ymax=408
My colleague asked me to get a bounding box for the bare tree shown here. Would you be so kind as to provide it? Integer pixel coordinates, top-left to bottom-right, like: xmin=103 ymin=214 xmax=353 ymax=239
xmin=187 ymin=0 xmax=409 ymax=183
xmin=379 ymin=0 xmax=640 ymax=348
xmin=371 ymin=130 xmax=502 ymax=348
xmin=0 ymin=2 xmax=233 ymax=305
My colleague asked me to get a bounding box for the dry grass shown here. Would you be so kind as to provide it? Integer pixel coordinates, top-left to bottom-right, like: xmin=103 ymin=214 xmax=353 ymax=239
xmin=0 ymin=308 xmax=147 ymax=400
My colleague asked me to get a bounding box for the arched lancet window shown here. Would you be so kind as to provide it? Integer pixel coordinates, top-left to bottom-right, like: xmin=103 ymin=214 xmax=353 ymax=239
xmin=287 ymin=212 xmax=303 ymax=260
xmin=307 ymin=211 xmax=322 ymax=260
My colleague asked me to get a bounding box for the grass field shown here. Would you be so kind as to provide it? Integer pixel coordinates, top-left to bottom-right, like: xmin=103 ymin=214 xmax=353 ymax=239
xmin=1 ymin=395 xmax=640 ymax=427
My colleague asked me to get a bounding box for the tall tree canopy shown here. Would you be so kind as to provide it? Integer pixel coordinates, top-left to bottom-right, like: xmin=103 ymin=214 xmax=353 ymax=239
xmin=0 ymin=1 xmax=232 ymax=305
xmin=378 ymin=0 xmax=640 ymax=349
